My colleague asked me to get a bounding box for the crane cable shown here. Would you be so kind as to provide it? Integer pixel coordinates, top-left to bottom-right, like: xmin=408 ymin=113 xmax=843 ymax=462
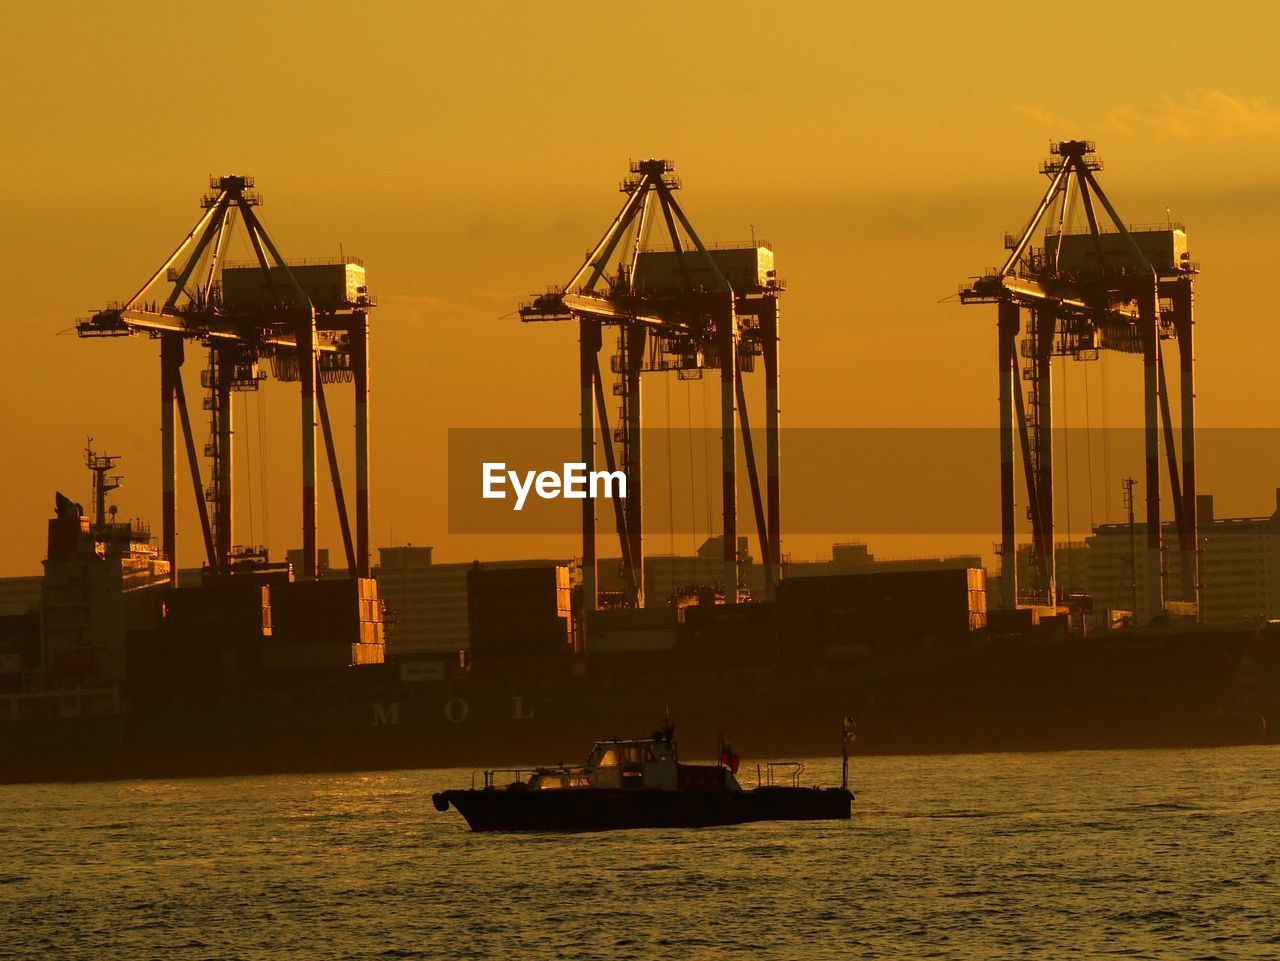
xmin=1060 ymin=355 xmax=1073 ymax=591
xmin=1100 ymin=352 xmax=1113 ymax=523
xmin=685 ymin=380 xmax=698 ymax=554
xmin=664 ymin=371 xmax=675 ymax=555
xmin=1083 ymin=359 xmax=1096 ymax=532
xmin=258 ymin=377 xmax=271 ymax=549
xmin=242 ymin=389 xmax=255 ymax=546
xmin=702 ymin=377 xmax=714 ymax=545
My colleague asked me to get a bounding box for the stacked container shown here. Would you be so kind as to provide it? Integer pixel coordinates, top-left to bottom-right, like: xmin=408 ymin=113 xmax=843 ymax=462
xmin=263 ymin=577 xmax=385 ymax=672
xmin=466 ymin=564 xmax=573 ymax=664
xmin=129 ymin=578 xmax=277 ymax=695
xmin=776 ymin=568 xmax=987 ymax=653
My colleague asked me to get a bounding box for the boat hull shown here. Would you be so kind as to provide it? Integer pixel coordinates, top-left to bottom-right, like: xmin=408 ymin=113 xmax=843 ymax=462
xmin=432 ymin=785 xmax=854 ymax=832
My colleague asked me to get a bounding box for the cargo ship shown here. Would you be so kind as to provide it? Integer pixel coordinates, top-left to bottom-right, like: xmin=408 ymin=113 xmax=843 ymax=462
xmin=1 ymin=474 xmax=1276 ymax=785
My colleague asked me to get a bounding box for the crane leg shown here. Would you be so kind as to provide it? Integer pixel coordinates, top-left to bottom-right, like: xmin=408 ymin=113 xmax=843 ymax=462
xmin=580 ymin=319 xmax=598 ymax=616
xmin=353 ymin=313 xmax=371 ymax=578
xmin=161 ymin=335 xmax=181 ymax=586
xmin=997 ymin=301 xmax=1019 ymax=608
xmin=721 ymin=296 xmax=738 ymax=603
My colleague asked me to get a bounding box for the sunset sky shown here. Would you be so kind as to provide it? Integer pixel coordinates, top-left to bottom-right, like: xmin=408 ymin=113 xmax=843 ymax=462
xmin=5 ymin=2 xmax=1280 ymax=576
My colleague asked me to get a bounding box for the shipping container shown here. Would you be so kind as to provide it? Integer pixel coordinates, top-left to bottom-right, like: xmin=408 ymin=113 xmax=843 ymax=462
xmin=269 ymin=578 xmax=383 ymax=648
xmin=467 ymin=653 xmax=581 ymax=679
xmin=162 ymin=582 xmax=271 ymax=643
xmin=987 ymin=607 xmax=1048 ymax=635
xmin=585 ymin=607 xmax=680 ymax=654
xmin=777 ymin=569 xmax=986 ymax=642
xmin=470 ymin=624 xmax=573 ymax=661
xmin=467 ymin=564 xmax=573 ymax=656
xmin=678 ymin=602 xmax=794 ymax=666
xmin=589 ymin=626 xmax=678 ymax=655
xmin=261 ymin=641 xmax=382 ymax=673
xmin=126 ymin=627 xmax=261 ymax=696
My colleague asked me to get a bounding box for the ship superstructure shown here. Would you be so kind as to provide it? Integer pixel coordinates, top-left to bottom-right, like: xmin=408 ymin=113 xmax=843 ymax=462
xmin=38 ymin=443 xmax=170 ymax=706
xmin=2 ymin=445 xmax=386 ymax=741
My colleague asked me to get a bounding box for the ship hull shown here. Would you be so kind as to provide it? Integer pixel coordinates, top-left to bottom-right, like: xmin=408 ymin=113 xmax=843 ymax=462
xmin=2 ymin=622 xmax=1274 ymax=784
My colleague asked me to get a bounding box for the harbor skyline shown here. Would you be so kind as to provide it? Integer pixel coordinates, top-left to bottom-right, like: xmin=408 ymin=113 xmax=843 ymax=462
xmin=6 ymin=8 xmax=1280 ymax=960
xmin=7 ymin=4 xmax=1280 ymax=576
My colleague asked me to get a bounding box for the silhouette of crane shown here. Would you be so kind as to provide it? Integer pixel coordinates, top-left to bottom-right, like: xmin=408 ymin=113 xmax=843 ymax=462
xmin=77 ymin=176 xmax=374 ymax=582
xmin=962 ymin=141 xmax=1198 ymax=622
xmin=520 ymin=160 xmax=783 ymax=613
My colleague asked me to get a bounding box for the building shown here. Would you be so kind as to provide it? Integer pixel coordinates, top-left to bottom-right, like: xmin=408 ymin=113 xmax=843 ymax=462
xmin=1194 ymin=495 xmax=1279 ymax=623
xmin=285 ymin=548 xmax=331 ymax=578
xmin=596 ymin=538 xmax=983 ymax=607
xmin=785 ymin=542 xmax=984 ymax=579
xmin=599 ymin=536 xmax=754 ymax=605
xmin=1005 ymin=540 xmax=1090 ymax=606
xmin=995 ymin=490 xmax=1280 ymax=625
xmin=373 ymin=547 xmax=437 ymax=652
xmin=0 ymin=575 xmax=42 ymax=617
xmin=1085 ymin=492 xmax=1280 ymax=624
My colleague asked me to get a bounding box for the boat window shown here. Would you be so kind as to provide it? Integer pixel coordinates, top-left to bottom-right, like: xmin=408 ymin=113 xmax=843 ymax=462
xmin=594 ymin=747 xmax=619 ymax=768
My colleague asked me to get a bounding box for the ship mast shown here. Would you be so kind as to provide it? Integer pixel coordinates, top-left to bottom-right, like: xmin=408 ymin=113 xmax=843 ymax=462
xmin=85 ymin=437 xmax=123 ymax=529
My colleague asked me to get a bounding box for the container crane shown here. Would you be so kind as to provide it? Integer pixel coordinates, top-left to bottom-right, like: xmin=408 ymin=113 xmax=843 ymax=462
xmin=76 ymin=175 xmax=375 ymax=583
xmin=961 ymin=141 xmax=1198 ymax=622
xmin=520 ymin=159 xmax=784 ymax=613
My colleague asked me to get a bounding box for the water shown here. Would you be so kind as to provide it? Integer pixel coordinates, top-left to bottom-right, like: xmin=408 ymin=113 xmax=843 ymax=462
xmin=2 ymin=747 xmax=1278 ymax=960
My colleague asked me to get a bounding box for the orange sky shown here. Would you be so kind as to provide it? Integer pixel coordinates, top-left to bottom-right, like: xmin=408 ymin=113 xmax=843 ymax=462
xmin=5 ymin=2 xmax=1280 ymax=576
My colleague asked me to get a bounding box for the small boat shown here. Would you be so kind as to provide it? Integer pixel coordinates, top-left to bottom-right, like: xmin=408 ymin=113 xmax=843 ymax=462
xmin=431 ymin=720 xmax=854 ymax=832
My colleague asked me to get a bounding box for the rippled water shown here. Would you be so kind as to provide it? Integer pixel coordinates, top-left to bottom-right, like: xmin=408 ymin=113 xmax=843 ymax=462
xmin=2 ymin=747 xmax=1278 ymax=959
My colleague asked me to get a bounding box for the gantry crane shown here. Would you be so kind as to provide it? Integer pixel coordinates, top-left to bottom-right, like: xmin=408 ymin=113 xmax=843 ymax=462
xmin=520 ymin=159 xmax=784 ymax=612
xmin=76 ymin=175 xmax=374 ymax=583
xmin=961 ymin=141 xmax=1198 ymax=622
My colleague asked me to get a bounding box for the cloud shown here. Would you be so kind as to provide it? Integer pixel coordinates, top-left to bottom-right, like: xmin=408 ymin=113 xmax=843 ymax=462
xmin=1104 ymin=91 xmax=1280 ymax=139
xmin=1015 ymin=103 xmax=1072 ymax=128
xmin=1016 ymin=92 xmax=1280 ymax=142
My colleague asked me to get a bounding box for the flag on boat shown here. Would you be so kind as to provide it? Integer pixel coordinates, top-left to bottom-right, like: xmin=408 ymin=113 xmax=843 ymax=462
xmin=718 ymin=737 xmax=741 ymax=774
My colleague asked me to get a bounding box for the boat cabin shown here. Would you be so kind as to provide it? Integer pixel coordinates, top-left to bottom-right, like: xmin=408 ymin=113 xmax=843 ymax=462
xmin=525 ymin=735 xmax=740 ymax=792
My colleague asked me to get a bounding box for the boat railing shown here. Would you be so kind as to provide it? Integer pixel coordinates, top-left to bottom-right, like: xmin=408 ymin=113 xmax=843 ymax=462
xmin=760 ymin=761 xmax=805 ymax=788
xmin=474 ymin=768 xmax=536 ymax=789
